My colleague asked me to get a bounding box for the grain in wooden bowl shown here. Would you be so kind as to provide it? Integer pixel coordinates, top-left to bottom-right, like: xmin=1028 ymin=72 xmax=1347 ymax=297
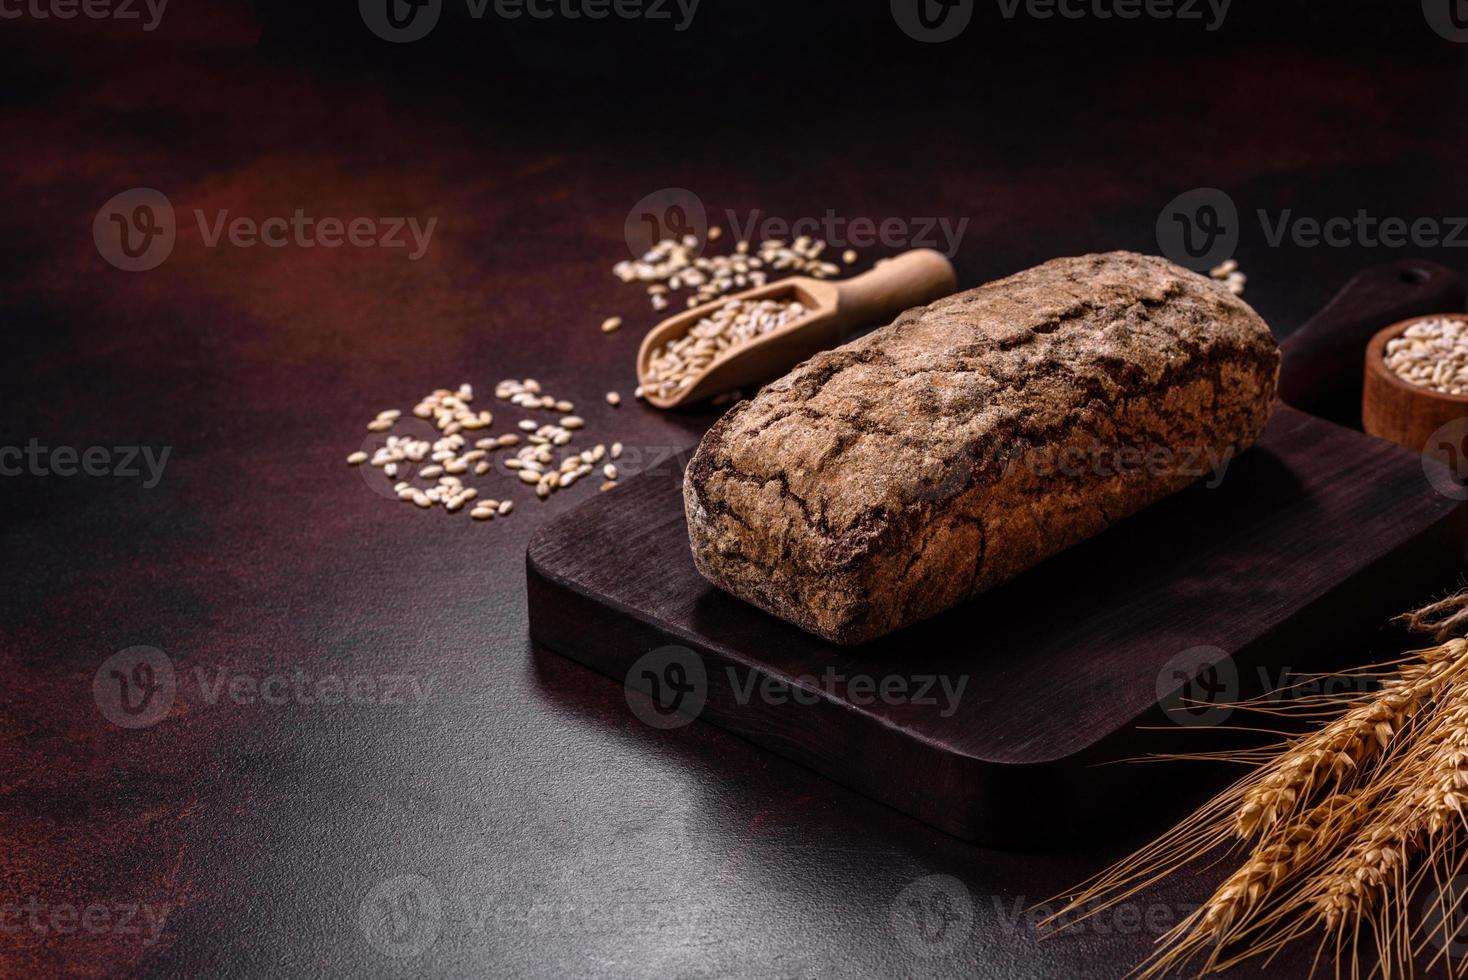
xmin=1363 ymin=314 xmax=1468 ymax=465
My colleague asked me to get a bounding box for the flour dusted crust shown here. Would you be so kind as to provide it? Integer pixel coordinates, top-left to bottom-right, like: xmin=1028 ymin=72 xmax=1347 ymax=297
xmin=683 ymin=251 xmax=1281 ymax=645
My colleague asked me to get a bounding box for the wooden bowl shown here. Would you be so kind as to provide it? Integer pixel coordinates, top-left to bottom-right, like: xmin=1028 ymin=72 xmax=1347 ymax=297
xmin=1364 ymin=313 xmax=1468 ymax=461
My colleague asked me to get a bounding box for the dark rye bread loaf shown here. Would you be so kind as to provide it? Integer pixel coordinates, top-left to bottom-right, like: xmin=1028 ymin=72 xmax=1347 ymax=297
xmin=682 ymin=251 xmax=1281 ymax=645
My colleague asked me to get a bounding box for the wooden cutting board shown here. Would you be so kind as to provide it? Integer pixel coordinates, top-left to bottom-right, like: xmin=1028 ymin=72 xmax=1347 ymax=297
xmin=526 ymin=261 xmax=1468 ymax=845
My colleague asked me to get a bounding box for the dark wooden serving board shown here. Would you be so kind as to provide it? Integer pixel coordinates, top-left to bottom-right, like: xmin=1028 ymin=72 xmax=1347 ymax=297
xmin=526 ymin=261 xmax=1468 ymax=846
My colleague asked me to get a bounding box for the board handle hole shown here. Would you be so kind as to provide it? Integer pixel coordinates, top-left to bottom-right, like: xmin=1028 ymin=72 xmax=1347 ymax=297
xmin=1399 ymin=267 xmax=1431 ymax=285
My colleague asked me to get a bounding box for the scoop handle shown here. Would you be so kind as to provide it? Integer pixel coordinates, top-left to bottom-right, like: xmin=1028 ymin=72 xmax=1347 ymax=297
xmin=831 ymin=249 xmax=958 ymax=336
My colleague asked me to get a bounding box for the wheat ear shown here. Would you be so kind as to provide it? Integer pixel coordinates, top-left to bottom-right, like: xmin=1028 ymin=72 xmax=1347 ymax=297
xmin=1045 ymin=631 xmax=1468 ymax=979
xmin=1268 ymin=690 xmax=1468 ymax=978
xmin=1125 ymin=791 xmax=1372 ymax=980
xmin=1237 ymin=641 xmax=1468 ymax=839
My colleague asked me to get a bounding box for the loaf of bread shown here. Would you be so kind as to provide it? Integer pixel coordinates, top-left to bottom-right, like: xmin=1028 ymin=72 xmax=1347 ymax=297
xmin=682 ymin=251 xmax=1280 ymax=644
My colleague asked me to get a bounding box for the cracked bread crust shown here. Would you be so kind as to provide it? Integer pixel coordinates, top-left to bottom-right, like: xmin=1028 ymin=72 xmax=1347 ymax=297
xmin=682 ymin=251 xmax=1281 ymax=645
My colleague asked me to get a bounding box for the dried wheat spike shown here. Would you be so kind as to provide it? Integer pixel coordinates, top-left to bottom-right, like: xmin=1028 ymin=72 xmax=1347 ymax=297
xmin=1311 ymin=697 xmax=1468 ymax=929
xmin=1237 ymin=642 xmax=1468 ymax=838
xmin=1203 ymin=792 xmax=1366 ymax=936
xmin=1048 ymin=629 xmax=1468 ymax=980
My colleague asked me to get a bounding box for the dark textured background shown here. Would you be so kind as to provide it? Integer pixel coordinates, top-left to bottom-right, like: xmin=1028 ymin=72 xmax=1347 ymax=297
xmin=5 ymin=2 xmax=1468 ymax=977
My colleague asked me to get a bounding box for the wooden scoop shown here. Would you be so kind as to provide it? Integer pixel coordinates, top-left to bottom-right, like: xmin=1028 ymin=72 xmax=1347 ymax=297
xmin=636 ymin=248 xmax=958 ymax=408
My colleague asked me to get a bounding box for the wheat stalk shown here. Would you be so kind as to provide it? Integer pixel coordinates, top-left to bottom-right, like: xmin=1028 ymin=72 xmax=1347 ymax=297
xmin=1237 ymin=641 xmax=1467 ymax=839
xmin=1048 ymin=642 xmax=1466 ymax=930
xmin=1279 ymin=694 xmax=1468 ymax=978
xmin=1124 ymin=791 xmax=1378 ymax=980
xmin=1044 ymin=602 xmax=1468 ymax=979
xmin=1209 ymin=793 xmax=1369 ymax=936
